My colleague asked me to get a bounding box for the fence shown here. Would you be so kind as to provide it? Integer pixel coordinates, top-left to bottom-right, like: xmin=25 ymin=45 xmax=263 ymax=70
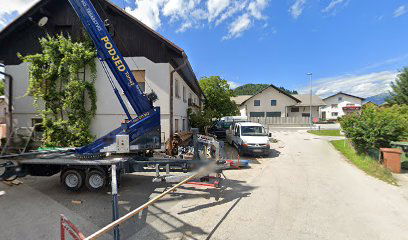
xmin=248 ymin=117 xmax=310 ymax=126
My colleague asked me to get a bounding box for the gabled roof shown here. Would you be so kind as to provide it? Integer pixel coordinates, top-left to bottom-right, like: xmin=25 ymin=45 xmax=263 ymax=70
xmin=231 ymin=95 xmax=252 ymax=105
xmin=292 ymin=94 xmax=326 ymax=107
xmin=0 ymin=0 xmax=204 ymax=97
xmin=323 ymin=92 xmax=365 ymax=101
xmin=239 ymin=84 xmax=301 ymax=106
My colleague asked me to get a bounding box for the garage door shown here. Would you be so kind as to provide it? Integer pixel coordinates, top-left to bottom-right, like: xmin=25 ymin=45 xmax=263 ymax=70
xmin=266 ymin=112 xmax=282 ymax=117
xmin=249 ymin=112 xmax=265 ymax=117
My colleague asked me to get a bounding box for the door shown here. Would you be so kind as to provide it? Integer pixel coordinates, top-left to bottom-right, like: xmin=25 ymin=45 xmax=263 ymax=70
xmin=322 ymin=111 xmax=326 ymax=120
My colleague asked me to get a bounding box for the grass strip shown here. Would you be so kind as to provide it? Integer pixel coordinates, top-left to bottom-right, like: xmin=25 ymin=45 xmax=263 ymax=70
xmin=307 ymin=129 xmax=342 ymax=136
xmin=331 ymin=139 xmax=397 ymax=185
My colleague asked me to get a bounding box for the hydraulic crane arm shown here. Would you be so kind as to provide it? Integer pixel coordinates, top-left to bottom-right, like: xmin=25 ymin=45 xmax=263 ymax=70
xmin=67 ymin=0 xmax=162 ymax=155
xmin=68 ymin=0 xmax=153 ymax=117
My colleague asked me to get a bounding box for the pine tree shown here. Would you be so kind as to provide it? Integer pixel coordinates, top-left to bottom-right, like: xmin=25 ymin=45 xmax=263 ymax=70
xmin=388 ymin=67 xmax=408 ymax=105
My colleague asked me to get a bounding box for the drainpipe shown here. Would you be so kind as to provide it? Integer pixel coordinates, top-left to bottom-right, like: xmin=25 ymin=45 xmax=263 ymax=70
xmin=169 ymin=52 xmax=187 ymax=141
xmin=0 ymin=65 xmax=13 ymax=138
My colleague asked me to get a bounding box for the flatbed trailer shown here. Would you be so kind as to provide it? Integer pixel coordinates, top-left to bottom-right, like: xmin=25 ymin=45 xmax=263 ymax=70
xmin=0 ymin=134 xmax=226 ymax=191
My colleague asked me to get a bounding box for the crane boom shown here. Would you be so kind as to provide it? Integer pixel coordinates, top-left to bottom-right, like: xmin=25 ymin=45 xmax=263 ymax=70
xmin=67 ymin=0 xmax=162 ymax=155
xmin=68 ymin=0 xmax=153 ymax=117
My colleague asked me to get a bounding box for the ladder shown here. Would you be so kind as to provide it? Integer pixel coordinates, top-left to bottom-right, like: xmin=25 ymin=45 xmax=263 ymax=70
xmin=1 ymin=127 xmax=35 ymax=155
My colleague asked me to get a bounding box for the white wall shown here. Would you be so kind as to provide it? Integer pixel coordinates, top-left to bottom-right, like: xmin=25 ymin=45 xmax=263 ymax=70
xmin=241 ymin=87 xmax=298 ymax=118
xmin=5 ymin=57 xmax=198 ymax=143
xmin=321 ymin=93 xmax=363 ymax=120
xmin=170 ymin=65 xmax=199 ymax=134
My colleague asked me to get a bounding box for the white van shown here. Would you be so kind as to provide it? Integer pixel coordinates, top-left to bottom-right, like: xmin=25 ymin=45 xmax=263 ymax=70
xmin=226 ymin=122 xmax=271 ymax=156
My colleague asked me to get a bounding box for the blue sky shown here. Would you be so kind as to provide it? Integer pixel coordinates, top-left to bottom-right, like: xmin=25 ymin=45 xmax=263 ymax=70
xmin=1 ymin=0 xmax=408 ymax=97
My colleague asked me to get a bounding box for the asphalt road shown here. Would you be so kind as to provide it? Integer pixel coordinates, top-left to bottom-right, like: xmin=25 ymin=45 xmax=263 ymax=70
xmin=1 ymin=130 xmax=408 ymax=239
xmin=132 ymin=130 xmax=408 ymax=240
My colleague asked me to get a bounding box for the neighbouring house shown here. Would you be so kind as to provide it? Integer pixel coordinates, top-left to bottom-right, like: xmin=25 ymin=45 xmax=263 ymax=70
xmin=289 ymin=94 xmax=326 ymax=119
xmin=231 ymin=85 xmax=325 ymax=120
xmin=0 ymin=0 xmax=204 ymax=143
xmin=320 ymin=92 xmax=365 ymax=120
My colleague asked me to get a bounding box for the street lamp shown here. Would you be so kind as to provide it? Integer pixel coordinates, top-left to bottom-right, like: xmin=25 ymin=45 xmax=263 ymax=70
xmin=307 ymin=73 xmax=313 ymax=129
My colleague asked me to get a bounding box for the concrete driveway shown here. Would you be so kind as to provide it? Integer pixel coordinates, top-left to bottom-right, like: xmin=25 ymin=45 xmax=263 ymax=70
xmin=1 ymin=130 xmax=408 ymax=240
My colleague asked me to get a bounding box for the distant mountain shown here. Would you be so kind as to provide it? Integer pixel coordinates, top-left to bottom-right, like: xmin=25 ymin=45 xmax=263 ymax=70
xmin=234 ymin=84 xmax=298 ymax=96
xmin=364 ymin=92 xmax=390 ymax=105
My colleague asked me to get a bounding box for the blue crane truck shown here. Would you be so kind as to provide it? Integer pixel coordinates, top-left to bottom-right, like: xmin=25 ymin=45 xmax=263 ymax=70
xmin=0 ymin=0 xmax=224 ymax=191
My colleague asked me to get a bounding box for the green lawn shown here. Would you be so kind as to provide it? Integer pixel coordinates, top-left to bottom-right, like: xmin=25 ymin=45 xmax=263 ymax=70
xmin=331 ymin=140 xmax=397 ymax=185
xmin=307 ymin=129 xmax=342 ymax=136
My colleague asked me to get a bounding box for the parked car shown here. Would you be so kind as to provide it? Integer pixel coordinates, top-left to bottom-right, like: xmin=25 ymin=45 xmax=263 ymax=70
xmin=226 ymin=122 xmax=271 ymax=156
xmin=208 ymin=116 xmax=248 ymax=139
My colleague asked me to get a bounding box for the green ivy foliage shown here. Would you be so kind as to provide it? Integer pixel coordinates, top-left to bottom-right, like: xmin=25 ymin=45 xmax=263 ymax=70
xmin=19 ymin=34 xmax=97 ymax=147
xmin=340 ymin=105 xmax=408 ymax=153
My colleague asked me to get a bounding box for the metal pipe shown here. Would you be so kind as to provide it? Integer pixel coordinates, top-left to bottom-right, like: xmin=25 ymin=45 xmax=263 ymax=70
xmin=0 ymin=65 xmax=13 ymax=138
xmin=111 ymin=164 xmax=120 ymax=240
xmin=169 ymin=52 xmax=188 ymax=142
xmin=84 ymin=166 xmax=208 ymax=240
xmin=307 ymin=73 xmax=313 ymax=129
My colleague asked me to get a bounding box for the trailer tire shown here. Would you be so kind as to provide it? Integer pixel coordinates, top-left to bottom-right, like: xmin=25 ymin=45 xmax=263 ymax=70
xmin=61 ymin=169 xmax=85 ymax=191
xmin=85 ymin=170 xmax=106 ymax=191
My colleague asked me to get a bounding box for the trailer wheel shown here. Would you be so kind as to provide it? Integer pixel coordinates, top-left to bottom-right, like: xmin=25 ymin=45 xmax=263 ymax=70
xmin=85 ymin=170 xmax=106 ymax=191
xmin=61 ymin=169 xmax=84 ymax=191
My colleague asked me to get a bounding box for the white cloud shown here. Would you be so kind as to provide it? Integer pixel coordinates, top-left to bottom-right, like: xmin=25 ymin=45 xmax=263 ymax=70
xmin=176 ymin=21 xmax=193 ymax=32
xmin=207 ymin=0 xmax=230 ymax=21
xmin=1 ymin=0 xmax=269 ymax=40
xmin=289 ymin=0 xmax=306 ymax=19
xmin=223 ymin=13 xmax=251 ymax=40
xmin=248 ymin=0 xmax=269 ymax=19
xmin=0 ymin=0 xmax=39 ymax=26
xmin=125 ymin=0 xmax=165 ymax=30
xmin=322 ymin=0 xmax=346 ymax=13
xmin=126 ymin=0 xmax=269 ymax=39
xmin=306 ymin=71 xmax=397 ymax=98
xmin=215 ymin=0 xmax=247 ymax=26
xmin=393 ymin=5 xmax=407 ymax=18
xmin=228 ymin=81 xmax=241 ymax=89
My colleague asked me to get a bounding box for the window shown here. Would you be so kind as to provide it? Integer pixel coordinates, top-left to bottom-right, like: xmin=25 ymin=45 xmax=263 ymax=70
xmin=271 ymin=100 xmax=277 ymax=106
xmin=346 ymin=103 xmax=355 ymax=106
xmin=182 ymin=85 xmax=186 ymax=102
xmin=332 ymin=112 xmax=338 ymax=117
xmin=175 ymin=79 xmax=180 ymax=98
xmin=338 ymin=96 xmax=343 ymax=101
xmin=249 ymin=112 xmax=265 ymax=117
xmin=182 ymin=119 xmax=186 ymax=131
xmin=291 ymin=107 xmax=299 ymax=112
xmin=302 ymin=113 xmax=310 ymax=117
xmin=331 ymin=104 xmax=338 ymax=108
xmin=254 ymin=100 xmax=260 ymax=106
xmin=175 ymin=119 xmax=179 ymax=132
xmin=241 ymin=126 xmax=267 ymax=136
xmin=188 ymin=92 xmax=192 ymax=104
xmin=132 ymin=70 xmax=146 ymax=93
xmin=266 ymin=112 xmax=281 ymax=117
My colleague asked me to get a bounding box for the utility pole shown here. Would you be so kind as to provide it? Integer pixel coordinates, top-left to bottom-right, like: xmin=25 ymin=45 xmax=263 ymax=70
xmin=307 ymin=73 xmax=313 ymax=129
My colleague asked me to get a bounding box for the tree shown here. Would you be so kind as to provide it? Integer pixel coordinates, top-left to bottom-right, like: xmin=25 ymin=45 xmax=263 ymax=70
xmin=388 ymin=67 xmax=408 ymax=105
xmin=19 ymin=34 xmax=97 ymax=147
xmin=199 ymin=76 xmax=239 ymax=119
xmin=233 ymin=83 xmax=298 ymax=96
xmin=234 ymin=84 xmax=269 ymax=95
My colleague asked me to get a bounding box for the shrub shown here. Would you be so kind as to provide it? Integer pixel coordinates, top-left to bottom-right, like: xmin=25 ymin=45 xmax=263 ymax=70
xmin=340 ymin=105 xmax=408 ymax=153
